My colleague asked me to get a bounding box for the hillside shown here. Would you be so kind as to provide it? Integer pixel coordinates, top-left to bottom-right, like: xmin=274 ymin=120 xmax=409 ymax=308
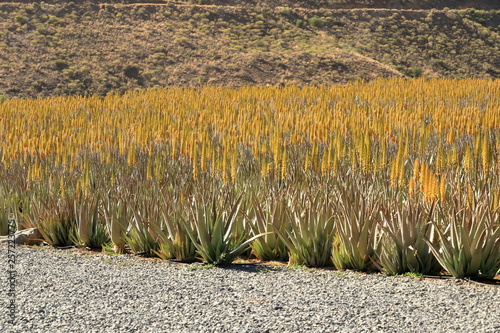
xmin=0 ymin=0 xmax=498 ymax=98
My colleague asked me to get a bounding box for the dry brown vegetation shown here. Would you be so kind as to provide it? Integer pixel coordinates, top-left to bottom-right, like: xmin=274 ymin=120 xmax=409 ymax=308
xmin=0 ymin=0 xmax=498 ymax=98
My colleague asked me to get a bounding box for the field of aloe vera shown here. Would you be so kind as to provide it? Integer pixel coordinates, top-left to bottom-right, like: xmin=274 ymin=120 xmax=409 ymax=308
xmin=0 ymin=78 xmax=499 ymax=278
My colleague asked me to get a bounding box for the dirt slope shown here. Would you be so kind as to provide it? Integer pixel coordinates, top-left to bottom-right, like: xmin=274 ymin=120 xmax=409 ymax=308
xmin=0 ymin=1 xmax=498 ymax=98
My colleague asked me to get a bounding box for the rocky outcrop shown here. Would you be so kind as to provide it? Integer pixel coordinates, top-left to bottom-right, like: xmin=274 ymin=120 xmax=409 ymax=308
xmin=0 ymin=228 xmax=44 ymax=246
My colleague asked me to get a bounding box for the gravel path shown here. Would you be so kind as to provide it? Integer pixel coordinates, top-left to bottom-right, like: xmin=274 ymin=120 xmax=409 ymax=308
xmin=1 ymin=245 xmax=499 ymax=333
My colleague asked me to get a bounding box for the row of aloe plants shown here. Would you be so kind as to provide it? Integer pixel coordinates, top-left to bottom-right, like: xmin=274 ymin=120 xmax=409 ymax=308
xmin=2 ymin=172 xmax=498 ymax=279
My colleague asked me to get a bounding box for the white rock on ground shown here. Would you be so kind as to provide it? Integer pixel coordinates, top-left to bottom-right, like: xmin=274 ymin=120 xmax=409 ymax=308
xmin=0 ymin=228 xmax=43 ymax=246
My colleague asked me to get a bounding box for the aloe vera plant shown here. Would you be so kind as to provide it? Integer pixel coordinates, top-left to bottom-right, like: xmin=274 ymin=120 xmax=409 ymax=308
xmin=23 ymin=194 xmax=76 ymax=247
xmin=426 ymin=196 xmax=500 ymax=279
xmin=155 ymin=210 xmax=197 ymax=261
xmin=154 ymin=228 xmax=197 ymax=262
xmin=182 ymin=194 xmax=268 ymax=265
xmin=126 ymin=196 xmax=161 ymax=256
xmin=377 ymin=200 xmax=441 ymax=275
xmin=249 ymin=197 xmax=289 ymax=261
xmin=103 ymin=197 xmax=129 ymax=254
xmin=273 ymin=192 xmax=335 ymax=267
xmin=331 ymin=180 xmax=381 ymax=271
xmin=71 ymin=192 xmax=109 ymax=248
xmin=141 ymin=189 xmax=198 ymax=262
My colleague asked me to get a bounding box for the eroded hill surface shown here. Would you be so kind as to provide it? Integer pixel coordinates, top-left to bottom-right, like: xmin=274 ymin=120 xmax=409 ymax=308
xmin=0 ymin=0 xmax=498 ymax=98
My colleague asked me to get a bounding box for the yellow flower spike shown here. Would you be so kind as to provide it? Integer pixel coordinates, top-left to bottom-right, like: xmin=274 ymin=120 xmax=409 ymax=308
xmin=349 ymin=144 xmax=358 ymax=173
xmin=127 ymin=145 xmax=135 ymax=167
xmin=336 ymin=132 xmax=343 ymax=159
xmin=281 ymin=145 xmax=287 ymax=180
xmin=261 ymin=159 xmax=268 ymax=178
xmin=420 ymin=162 xmax=428 ymax=198
xmin=398 ymin=156 xmax=405 ymax=187
xmin=481 ymin=132 xmax=492 ymax=173
xmin=332 ymin=154 xmax=339 ymax=178
xmin=154 ymin=155 xmax=163 ymax=181
xmin=146 ymin=158 xmax=153 ymax=181
xmin=424 ymin=167 xmax=439 ymax=202
xmin=474 ymin=132 xmax=482 ymax=163
xmin=389 ymin=158 xmax=398 ymax=188
xmin=413 ymin=158 xmax=420 ymax=182
xmin=361 ymin=131 xmax=372 ymax=174
xmin=210 ymin=148 xmax=219 ymax=177
xmin=171 ymin=136 xmax=177 ymax=160
xmin=304 ymin=150 xmax=311 ymax=173
xmin=191 ymin=135 xmax=199 ymax=180
xmin=436 ymin=141 xmax=446 ymax=173
xmin=200 ymin=141 xmax=207 ymax=174
xmin=403 ymin=133 xmax=409 ymax=159
xmin=449 ymin=144 xmax=458 ymax=167
xmin=321 ymin=147 xmax=329 ymax=178
xmin=467 ymin=184 xmax=474 ymax=209
xmin=230 ymin=150 xmax=237 ymax=182
xmin=446 ymin=129 xmax=455 ymax=144
xmin=380 ymin=139 xmax=387 ymax=171
xmin=60 ymin=175 xmax=66 ymax=197
xmin=222 ymin=147 xmax=228 ymax=184
xmin=408 ymin=177 xmax=416 ymax=197
xmin=463 ymin=144 xmax=473 ymax=174
xmin=326 ymin=138 xmax=334 ymax=171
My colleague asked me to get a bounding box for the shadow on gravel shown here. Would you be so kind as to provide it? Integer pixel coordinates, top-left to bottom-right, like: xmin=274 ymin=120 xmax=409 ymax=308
xmin=421 ymin=275 xmax=500 ymax=286
xmin=222 ymin=263 xmax=287 ymax=273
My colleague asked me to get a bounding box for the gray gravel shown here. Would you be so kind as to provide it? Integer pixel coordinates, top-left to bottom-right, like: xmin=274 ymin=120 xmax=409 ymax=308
xmin=0 ymin=245 xmax=499 ymax=333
